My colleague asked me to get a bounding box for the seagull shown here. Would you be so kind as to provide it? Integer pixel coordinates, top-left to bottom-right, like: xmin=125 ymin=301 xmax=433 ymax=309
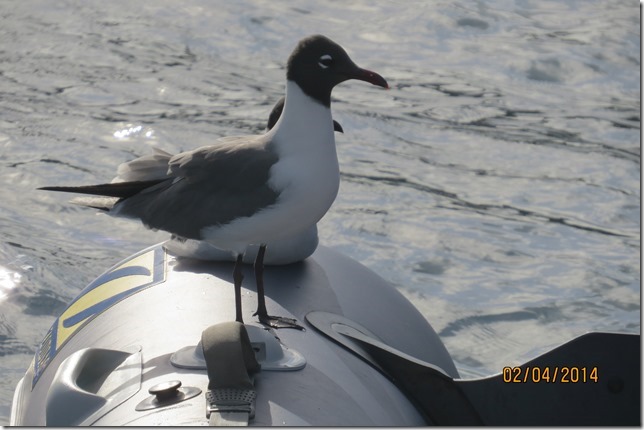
xmin=164 ymin=96 xmax=343 ymax=264
xmin=39 ymin=34 xmax=388 ymax=329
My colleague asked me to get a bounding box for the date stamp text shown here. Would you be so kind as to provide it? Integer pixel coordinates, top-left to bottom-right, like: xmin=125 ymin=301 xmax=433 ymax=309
xmin=502 ymin=366 xmax=598 ymax=383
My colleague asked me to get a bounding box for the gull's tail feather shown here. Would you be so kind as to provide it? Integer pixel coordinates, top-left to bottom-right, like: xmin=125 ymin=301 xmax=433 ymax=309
xmin=69 ymin=196 xmax=120 ymax=211
xmin=114 ymin=147 xmax=173 ymax=183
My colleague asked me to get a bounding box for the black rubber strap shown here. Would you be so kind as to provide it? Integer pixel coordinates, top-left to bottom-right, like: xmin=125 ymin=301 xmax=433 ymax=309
xmin=201 ymin=322 xmax=260 ymax=426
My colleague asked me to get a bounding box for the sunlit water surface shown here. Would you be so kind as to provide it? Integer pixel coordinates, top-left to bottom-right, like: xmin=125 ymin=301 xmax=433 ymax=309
xmin=0 ymin=1 xmax=639 ymax=423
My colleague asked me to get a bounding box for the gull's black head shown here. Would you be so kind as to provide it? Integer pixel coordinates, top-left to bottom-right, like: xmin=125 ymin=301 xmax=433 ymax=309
xmin=286 ymin=34 xmax=388 ymax=107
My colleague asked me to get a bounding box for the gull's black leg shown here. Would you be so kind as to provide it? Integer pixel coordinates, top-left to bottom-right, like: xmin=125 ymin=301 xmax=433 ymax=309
xmin=253 ymin=244 xmax=303 ymax=330
xmin=254 ymin=244 xmax=268 ymax=319
xmin=233 ymin=254 xmax=244 ymax=324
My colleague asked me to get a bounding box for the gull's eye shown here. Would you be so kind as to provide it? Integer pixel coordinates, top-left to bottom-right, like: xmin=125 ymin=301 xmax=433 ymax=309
xmin=318 ymin=54 xmax=333 ymax=69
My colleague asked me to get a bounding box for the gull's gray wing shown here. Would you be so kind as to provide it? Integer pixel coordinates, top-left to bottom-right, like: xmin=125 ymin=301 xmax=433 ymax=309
xmin=114 ymin=136 xmax=280 ymax=240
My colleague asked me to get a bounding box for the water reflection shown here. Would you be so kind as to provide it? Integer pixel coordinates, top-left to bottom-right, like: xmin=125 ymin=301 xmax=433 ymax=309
xmin=113 ymin=125 xmax=155 ymax=140
xmin=0 ymin=0 xmax=639 ymax=425
xmin=0 ymin=265 xmax=21 ymax=302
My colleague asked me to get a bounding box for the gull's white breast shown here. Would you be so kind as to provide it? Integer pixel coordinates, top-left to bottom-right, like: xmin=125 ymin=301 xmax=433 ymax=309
xmin=201 ymin=82 xmax=340 ymax=254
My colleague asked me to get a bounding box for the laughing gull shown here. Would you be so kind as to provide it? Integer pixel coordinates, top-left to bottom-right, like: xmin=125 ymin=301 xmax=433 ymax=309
xmin=40 ymin=34 xmax=388 ymax=329
xmin=165 ymin=96 xmax=343 ymax=264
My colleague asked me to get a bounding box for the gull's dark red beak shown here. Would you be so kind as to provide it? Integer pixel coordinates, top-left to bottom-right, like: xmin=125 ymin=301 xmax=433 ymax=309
xmin=340 ymin=59 xmax=389 ymax=89
xmin=354 ymin=67 xmax=389 ymax=89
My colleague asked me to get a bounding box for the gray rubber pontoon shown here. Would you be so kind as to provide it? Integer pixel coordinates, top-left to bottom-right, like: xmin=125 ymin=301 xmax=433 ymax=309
xmin=9 ymin=244 xmax=640 ymax=426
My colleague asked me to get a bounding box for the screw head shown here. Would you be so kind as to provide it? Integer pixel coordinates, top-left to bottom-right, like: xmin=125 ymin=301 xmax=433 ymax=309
xmin=149 ymin=380 xmax=182 ymax=400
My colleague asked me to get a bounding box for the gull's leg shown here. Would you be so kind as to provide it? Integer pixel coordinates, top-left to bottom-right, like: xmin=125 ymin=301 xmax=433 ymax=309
xmin=253 ymin=244 xmax=303 ymax=330
xmin=254 ymin=245 xmax=268 ymax=319
xmin=233 ymin=254 xmax=244 ymax=324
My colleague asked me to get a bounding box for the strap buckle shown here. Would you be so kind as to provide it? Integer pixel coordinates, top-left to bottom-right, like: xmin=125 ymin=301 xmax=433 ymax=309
xmin=206 ymin=388 xmax=256 ymax=419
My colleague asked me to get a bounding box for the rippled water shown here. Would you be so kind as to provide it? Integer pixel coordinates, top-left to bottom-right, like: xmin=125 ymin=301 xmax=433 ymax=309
xmin=0 ymin=0 xmax=639 ymax=423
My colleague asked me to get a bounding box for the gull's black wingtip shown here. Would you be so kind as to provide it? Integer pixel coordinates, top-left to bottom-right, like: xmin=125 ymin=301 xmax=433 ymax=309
xmin=39 ymin=186 xmax=70 ymax=191
xmin=38 ymin=185 xmax=84 ymax=193
xmin=38 ymin=180 xmax=166 ymax=199
xmin=333 ymin=120 xmax=344 ymax=133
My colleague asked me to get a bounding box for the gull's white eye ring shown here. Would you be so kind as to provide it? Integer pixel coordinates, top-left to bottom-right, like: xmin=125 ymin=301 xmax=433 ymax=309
xmin=318 ymin=54 xmax=333 ymax=69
